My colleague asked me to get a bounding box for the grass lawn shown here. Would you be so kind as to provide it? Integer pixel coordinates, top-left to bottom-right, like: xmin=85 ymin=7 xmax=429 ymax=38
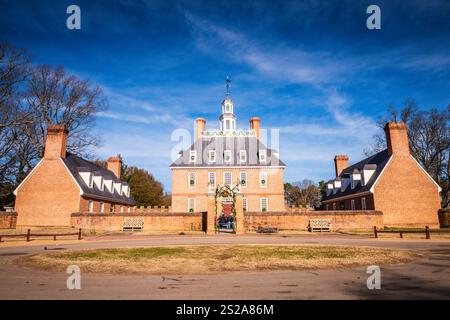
xmin=17 ymin=245 xmax=417 ymax=275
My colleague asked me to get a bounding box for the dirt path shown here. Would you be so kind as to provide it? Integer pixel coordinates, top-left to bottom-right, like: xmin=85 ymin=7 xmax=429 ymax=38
xmin=0 ymin=233 xmax=449 ymax=299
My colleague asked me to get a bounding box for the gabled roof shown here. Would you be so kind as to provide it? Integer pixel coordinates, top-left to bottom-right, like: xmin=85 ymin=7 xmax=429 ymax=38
xmin=63 ymin=152 xmax=135 ymax=205
xmin=321 ymin=149 xmax=391 ymax=202
xmin=170 ymin=136 xmax=286 ymax=168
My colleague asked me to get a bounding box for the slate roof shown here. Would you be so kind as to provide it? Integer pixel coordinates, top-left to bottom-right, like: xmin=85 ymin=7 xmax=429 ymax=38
xmin=63 ymin=152 xmax=135 ymax=205
xmin=170 ymin=136 xmax=286 ymax=167
xmin=321 ymin=149 xmax=391 ymax=202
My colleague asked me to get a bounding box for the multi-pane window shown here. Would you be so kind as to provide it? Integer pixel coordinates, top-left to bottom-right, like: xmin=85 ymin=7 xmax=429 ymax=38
xmin=188 ymin=198 xmax=195 ymax=212
xmin=209 ymin=150 xmax=216 ymax=163
xmin=209 ymin=172 xmax=216 ymax=186
xmin=188 ymin=172 xmax=196 ymax=188
xmin=120 ymin=206 xmax=124 ymax=213
xmin=239 ymin=150 xmax=247 ymax=163
xmin=243 ymin=198 xmax=248 ymax=212
xmin=100 ymin=202 xmax=105 ymax=213
xmin=260 ymin=198 xmax=268 ymax=212
xmin=224 ymin=172 xmax=232 ymax=186
xmin=240 ymin=172 xmax=247 ymax=188
xmin=110 ymin=204 xmax=115 ymax=213
xmin=361 ymin=198 xmax=367 ymax=210
xmin=259 ymin=149 xmax=267 ymax=163
xmin=351 ymin=199 xmax=355 ymax=210
xmin=332 ymin=203 xmax=336 ymax=210
xmin=88 ymin=200 xmax=94 ymax=213
xmin=260 ymin=172 xmax=268 ymax=188
xmin=224 ymin=150 xmax=232 ymax=163
xmin=189 ymin=151 xmax=196 ymax=163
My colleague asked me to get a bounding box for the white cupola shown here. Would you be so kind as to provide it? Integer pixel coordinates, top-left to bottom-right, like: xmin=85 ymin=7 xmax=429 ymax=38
xmin=219 ymin=77 xmax=237 ymax=131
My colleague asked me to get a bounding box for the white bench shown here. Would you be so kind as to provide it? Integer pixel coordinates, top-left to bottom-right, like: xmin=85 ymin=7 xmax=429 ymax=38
xmin=309 ymin=219 xmax=332 ymax=232
xmin=122 ymin=218 xmax=144 ymax=232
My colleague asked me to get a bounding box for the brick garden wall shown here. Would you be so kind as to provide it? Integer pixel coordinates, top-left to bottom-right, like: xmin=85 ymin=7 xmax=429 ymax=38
xmin=244 ymin=210 xmax=384 ymax=231
xmin=70 ymin=212 xmax=202 ymax=232
xmin=0 ymin=212 xmax=18 ymax=229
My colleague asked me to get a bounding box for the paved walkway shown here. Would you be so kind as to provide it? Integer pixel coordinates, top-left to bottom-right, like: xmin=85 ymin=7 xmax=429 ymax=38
xmin=0 ymin=233 xmax=449 ymax=299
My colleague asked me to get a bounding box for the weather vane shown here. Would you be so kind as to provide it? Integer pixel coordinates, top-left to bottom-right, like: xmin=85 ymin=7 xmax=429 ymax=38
xmin=225 ymin=76 xmax=231 ymax=97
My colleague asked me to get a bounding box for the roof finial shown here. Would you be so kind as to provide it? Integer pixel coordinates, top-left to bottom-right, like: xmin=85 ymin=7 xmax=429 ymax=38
xmin=225 ymin=76 xmax=231 ymax=98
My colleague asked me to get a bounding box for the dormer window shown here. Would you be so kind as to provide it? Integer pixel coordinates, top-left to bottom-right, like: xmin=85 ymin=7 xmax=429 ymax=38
xmin=239 ymin=150 xmax=247 ymax=163
xmin=189 ymin=151 xmax=196 ymax=163
xmin=259 ymin=150 xmax=267 ymax=163
xmin=224 ymin=150 xmax=232 ymax=163
xmin=79 ymin=172 xmax=93 ymax=188
xmin=209 ymin=150 xmax=216 ymax=163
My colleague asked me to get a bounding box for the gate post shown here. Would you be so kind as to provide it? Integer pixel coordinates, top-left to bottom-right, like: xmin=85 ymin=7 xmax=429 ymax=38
xmin=206 ymin=194 xmax=216 ymax=235
xmin=235 ymin=195 xmax=245 ymax=235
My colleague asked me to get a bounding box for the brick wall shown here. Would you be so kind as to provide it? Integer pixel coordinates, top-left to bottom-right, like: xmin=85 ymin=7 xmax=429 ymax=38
xmin=70 ymin=212 xmax=202 ymax=231
xmin=244 ymin=210 xmax=383 ymax=231
xmin=0 ymin=212 xmax=18 ymax=229
xmin=15 ymin=159 xmax=81 ymax=226
xmin=374 ymin=156 xmax=441 ymax=228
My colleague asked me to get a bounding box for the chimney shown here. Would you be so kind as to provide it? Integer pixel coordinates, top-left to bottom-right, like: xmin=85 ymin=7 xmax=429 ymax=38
xmin=334 ymin=155 xmax=349 ymax=177
xmin=107 ymin=155 xmax=122 ymax=179
xmin=384 ymin=121 xmax=410 ymax=156
xmin=250 ymin=117 xmax=261 ymax=140
xmin=194 ymin=118 xmax=206 ymax=141
xmin=44 ymin=125 xmax=68 ymax=159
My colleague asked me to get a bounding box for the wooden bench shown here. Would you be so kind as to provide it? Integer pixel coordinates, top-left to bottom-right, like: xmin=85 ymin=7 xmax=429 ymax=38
xmin=122 ymin=218 xmax=144 ymax=232
xmin=257 ymin=227 xmax=278 ymax=234
xmin=309 ymin=219 xmax=332 ymax=232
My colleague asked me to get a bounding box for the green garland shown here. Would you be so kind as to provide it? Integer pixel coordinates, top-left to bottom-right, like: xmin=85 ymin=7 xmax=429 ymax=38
xmin=214 ymin=184 xmax=239 ymax=233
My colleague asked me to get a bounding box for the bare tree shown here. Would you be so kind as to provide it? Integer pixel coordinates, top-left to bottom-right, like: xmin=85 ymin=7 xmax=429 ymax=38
xmin=0 ymin=43 xmax=108 ymax=208
xmin=366 ymin=99 xmax=450 ymax=207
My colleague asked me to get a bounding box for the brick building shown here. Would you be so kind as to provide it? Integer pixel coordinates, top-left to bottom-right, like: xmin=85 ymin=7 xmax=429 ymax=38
xmin=170 ymin=83 xmax=286 ymax=216
xmin=14 ymin=125 xmax=135 ymax=227
xmin=321 ymin=122 xmax=441 ymax=228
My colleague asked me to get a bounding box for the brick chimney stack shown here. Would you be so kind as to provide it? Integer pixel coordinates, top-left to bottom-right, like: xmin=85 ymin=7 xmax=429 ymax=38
xmin=194 ymin=118 xmax=206 ymax=141
xmin=334 ymin=155 xmax=349 ymax=177
xmin=250 ymin=117 xmax=261 ymax=140
xmin=107 ymin=155 xmax=122 ymax=179
xmin=384 ymin=121 xmax=410 ymax=157
xmin=44 ymin=125 xmax=68 ymax=159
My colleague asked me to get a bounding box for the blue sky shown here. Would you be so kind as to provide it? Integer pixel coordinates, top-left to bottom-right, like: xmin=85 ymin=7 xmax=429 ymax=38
xmin=1 ymin=0 xmax=449 ymax=191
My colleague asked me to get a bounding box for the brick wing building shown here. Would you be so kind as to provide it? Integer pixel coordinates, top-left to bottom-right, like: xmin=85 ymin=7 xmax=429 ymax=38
xmin=170 ymin=83 xmax=286 ymax=214
xmin=321 ymin=122 xmax=441 ymax=228
xmin=14 ymin=125 xmax=135 ymax=226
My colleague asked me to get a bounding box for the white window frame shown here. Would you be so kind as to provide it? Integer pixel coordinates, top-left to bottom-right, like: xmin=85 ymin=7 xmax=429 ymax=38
xmin=188 ymin=172 xmax=196 ymax=188
xmin=243 ymin=198 xmax=248 ymax=212
xmin=128 ymin=207 xmax=131 ymax=213
xmin=259 ymin=149 xmax=267 ymax=163
xmin=260 ymin=198 xmax=268 ymax=212
xmin=189 ymin=150 xmax=197 ymax=163
xmin=240 ymin=172 xmax=247 ymax=188
xmin=239 ymin=150 xmax=247 ymax=163
xmin=332 ymin=203 xmax=336 ymax=210
xmin=224 ymin=172 xmax=232 ymax=186
xmin=208 ymin=150 xmax=216 ymax=163
xmin=188 ymin=198 xmax=195 ymax=212
xmin=100 ymin=202 xmax=105 ymax=213
xmin=88 ymin=200 xmax=94 ymax=213
xmin=208 ymin=172 xmax=216 ymax=186
xmin=351 ymin=199 xmax=355 ymax=210
xmin=260 ymin=172 xmax=268 ymax=188
xmin=224 ymin=150 xmax=232 ymax=163
xmin=120 ymin=205 xmax=124 ymax=213
xmin=361 ymin=197 xmax=367 ymax=210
